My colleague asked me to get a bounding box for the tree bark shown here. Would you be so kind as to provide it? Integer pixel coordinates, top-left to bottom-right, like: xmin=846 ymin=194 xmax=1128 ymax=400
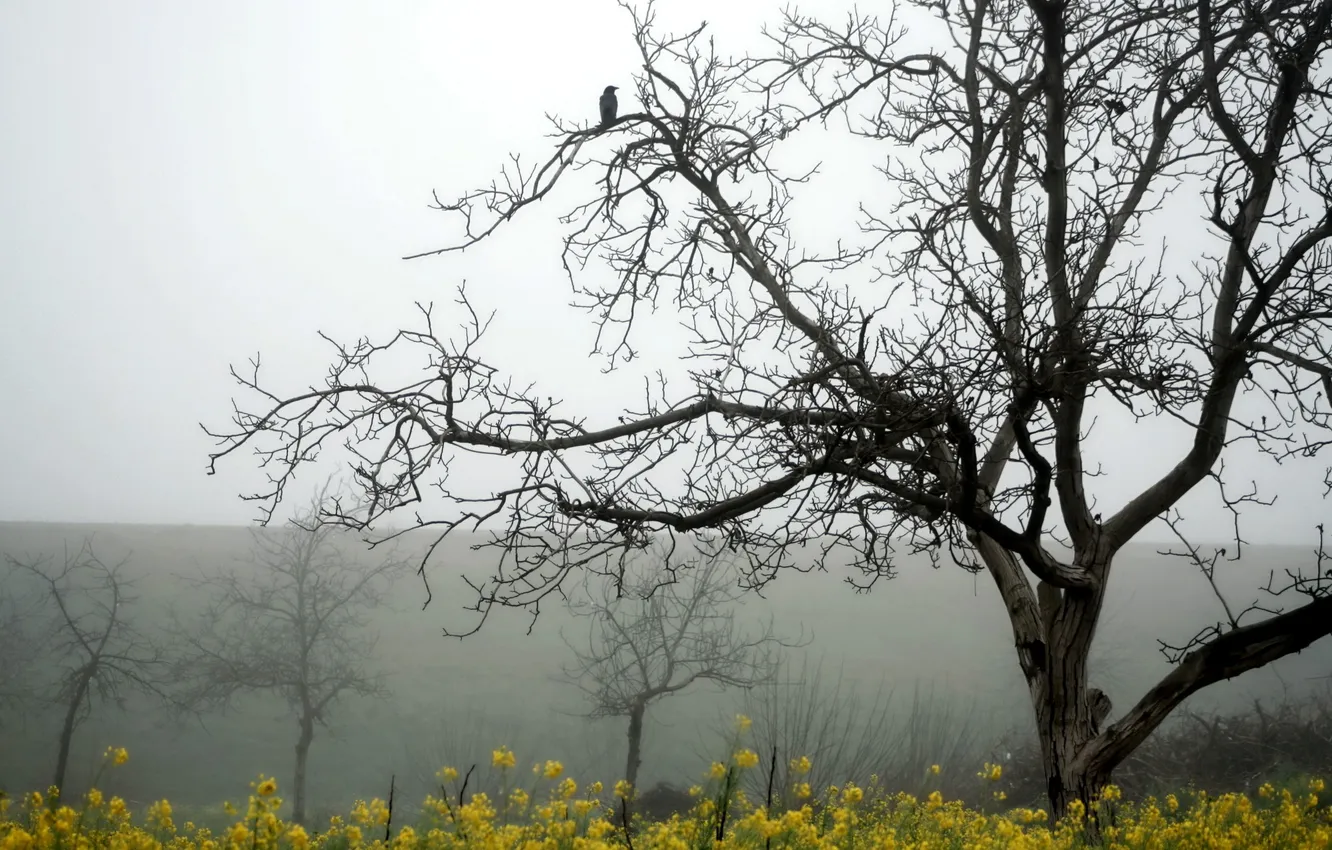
xmin=52 ymin=668 xmax=93 ymax=797
xmin=624 ymin=700 xmax=647 ymax=791
xmin=1037 ymin=674 xmax=1109 ymax=837
xmin=292 ymin=714 xmax=315 ymax=826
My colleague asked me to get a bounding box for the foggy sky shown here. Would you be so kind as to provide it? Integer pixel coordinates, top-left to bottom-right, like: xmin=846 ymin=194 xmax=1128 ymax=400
xmin=1 ymin=1 xmax=1326 ymax=546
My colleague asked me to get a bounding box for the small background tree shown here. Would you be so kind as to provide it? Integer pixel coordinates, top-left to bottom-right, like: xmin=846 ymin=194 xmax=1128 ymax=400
xmin=171 ymin=484 xmax=406 ymax=825
xmin=5 ymin=539 xmax=178 ymax=797
xmin=560 ymin=543 xmax=803 ymax=792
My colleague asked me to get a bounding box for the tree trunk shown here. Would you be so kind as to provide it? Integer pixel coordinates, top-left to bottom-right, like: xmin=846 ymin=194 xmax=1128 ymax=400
xmin=292 ymin=714 xmax=315 ymax=826
xmin=1033 ymin=579 xmax=1114 ymax=838
xmin=624 ymin=701 xmax=647 ymax=792
xmin=1039 ymin=702 xmax=1109 ymax=838
xmin=52 ymin=669 xmax=93 ymax=797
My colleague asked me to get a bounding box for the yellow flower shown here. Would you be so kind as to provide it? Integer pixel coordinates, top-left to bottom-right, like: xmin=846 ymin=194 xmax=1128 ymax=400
xmin=734 ymin=749 xmax=759 ymax=769
xmin=543 ymin=760 xmax=564 ymax=779
xmin=557 ymin=777 xmax=577 ymax=799
xmin=437 ymin=766 xmax=459 ymax=783
xmin=367 ymin=799 xmax=388 ymax=826
xmin=842 ymin=785 xmax=864 ymax=804
xmin=794 ymin=783 xmax=812 ymax=799
xmin=492 ymin=746 xmax=517 ymax=769
xmin=688 ymin=785 xmax=703 ymax=797
xmin=228 ymin=823 xmax=251 ymax=847
xmin=790 ymin=755 xmax=812 ymax=776
xmin=589 ymin=781 xmax=603 ymax=795
xmin=287 ymin=825 xmax=309 ymax=850
xmin=255 ymin=777 xmax=278 ymax=797
xmin=614 ymin=780 xmax=633 ymax=799
xmin=86 ymin=788 xmax=103 ymax=808
xmin=929 ymin=764 xmax=941 ymax=775
xmin=709 ymin=762 xmax=727 ymax=780
xmin=147 ymin=799 xmax=175 ymax=832
xmin=735 ymin=714 xmax=753 ymax=733
xmin=112 ymin=747 xmax=129 ymax=766
xmin=1309 ymin=777 xmax=1325 ymax=793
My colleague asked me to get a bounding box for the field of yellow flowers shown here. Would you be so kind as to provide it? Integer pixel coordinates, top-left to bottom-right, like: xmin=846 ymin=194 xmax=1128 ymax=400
xmin=3 ymin=732 xmax=1331 ymax=850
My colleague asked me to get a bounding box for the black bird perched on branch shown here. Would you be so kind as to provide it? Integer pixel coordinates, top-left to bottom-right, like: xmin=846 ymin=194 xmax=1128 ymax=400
xmin=599 ymin=85 xmax=618 ymax=128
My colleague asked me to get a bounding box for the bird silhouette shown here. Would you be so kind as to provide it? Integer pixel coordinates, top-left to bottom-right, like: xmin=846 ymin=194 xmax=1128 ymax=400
xmin=599 ymin=85 xmax=619 ymax=128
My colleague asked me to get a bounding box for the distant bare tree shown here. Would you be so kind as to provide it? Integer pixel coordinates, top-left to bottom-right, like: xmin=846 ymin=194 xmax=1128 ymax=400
xmin=172 ymin=484 xmax=405 ymax=825
xmin=209 ymin=0 xmax=1332 ymax=825
xmin=561 ymin=544 xmax=801 ymax=791
xmin=6 ymin=540 xmax=177 ymax=796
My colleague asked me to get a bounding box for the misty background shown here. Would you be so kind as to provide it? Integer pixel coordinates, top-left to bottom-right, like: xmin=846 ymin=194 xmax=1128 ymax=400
xmin=2 ymin=0 xmax=1331 ymax=823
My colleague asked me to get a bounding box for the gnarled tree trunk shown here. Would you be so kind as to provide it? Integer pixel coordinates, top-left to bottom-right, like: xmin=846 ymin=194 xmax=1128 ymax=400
xmin=624 ymin=699 xmax=647 ymax=791
xmin=974 ymin=535 xmax=1121 ymax=830
xmin=292 ymin=713 xmax=315 ymax=825
xmin=52 ymin=666 xmax=94 ymax=798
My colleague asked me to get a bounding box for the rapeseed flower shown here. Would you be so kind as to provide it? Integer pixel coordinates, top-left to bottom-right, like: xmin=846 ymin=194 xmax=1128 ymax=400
xmin=4 ymin=751 xmax=1330 ymax=850
xmin=491 ymin=746 xmax=516 ymax=769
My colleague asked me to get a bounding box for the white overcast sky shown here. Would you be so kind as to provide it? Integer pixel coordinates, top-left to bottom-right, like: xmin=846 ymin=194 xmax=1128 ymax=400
xmin=1 ymin=0 xmax=1326 ymax=546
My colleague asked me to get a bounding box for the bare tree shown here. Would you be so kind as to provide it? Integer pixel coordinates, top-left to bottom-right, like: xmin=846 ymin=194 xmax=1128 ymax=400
xmin=560 ymin=544 xmax=799 ymax=791
xmin=207 ymin=0 xmax=1332 ymax=822
xmin=6 ymin=540 xmax=177 ymax=796
xmin=172 ymin=484 xmax=405 ymax=825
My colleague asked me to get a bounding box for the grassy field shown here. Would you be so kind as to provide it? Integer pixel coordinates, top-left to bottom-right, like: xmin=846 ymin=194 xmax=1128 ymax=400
xmin=2 ymin=736 xmax=1330 ymax=850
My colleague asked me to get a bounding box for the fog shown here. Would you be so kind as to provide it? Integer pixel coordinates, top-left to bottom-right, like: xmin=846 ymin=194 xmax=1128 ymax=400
xmin=1 ymin=521 xmax=1327 ymax=818
xmin=2 ymin=0 xmax=1331 ymax=827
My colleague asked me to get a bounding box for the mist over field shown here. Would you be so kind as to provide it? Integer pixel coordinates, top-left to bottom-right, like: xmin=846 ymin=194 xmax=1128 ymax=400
xmin=4 ymin=2 xmax=1332 ymax=843
xmin=2 ymin=521 xmax=1326 ymax=817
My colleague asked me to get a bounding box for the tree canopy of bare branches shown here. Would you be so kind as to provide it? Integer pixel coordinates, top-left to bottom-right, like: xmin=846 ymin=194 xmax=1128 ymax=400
xmin=561 ymin=543 xmax=801 ymax=790
xmin=171 ymin=484 xmax=406 ymax=825
xmin=6 ymin=539 xmax=178 ymax=796
xmin=208 ymin=0 xmax=1332 ymax=823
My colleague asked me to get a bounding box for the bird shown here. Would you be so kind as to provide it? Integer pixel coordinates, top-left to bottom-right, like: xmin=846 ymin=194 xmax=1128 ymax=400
xmin=599 ymin=85 xmax=619 ymax=128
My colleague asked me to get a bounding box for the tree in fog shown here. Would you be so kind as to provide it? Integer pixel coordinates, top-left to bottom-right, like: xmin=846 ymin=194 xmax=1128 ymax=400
xmin=561 ymin=545 xmax=797 ymax=791
xmin=6 ymin=540 xmax=177 ymax=795
xmin=209 ymin=0 xmax=1332 ymax=823
xmin=173 ymin=485 xmax=405 ymax=825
